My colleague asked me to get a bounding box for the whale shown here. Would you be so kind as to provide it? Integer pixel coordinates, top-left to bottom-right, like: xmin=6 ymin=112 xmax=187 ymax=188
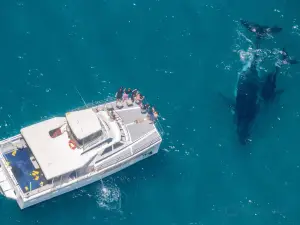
xmin=235 ymin=48 xmax=261 ymax=145
xmin=219 ymin=20 xmax=283 ymax=145
xmin=240 ymin=19 xmax=282 ymax=42
xmin=219 ymin=47 xmax=261 ymax=145
xmin=261 ymin=48 xmax=299 ymax=103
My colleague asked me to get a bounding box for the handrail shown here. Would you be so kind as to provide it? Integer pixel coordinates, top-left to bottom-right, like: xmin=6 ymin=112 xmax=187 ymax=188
xmin=132 ymin=136 xmax=162 ymax=154
xmin=154 ymin=119 xmax=165 ymax=137
xmin=0 ymin=155 xmax=25 ymax=198
xmin=0 ymin=154 xmax=18 ymax=186
xmin=96 ymin=136 xmax=161 ymax=170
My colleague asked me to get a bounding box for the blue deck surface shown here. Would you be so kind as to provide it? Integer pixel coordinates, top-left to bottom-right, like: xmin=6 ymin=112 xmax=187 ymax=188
xmin=4 ymin=147 xmax=47 ymax=193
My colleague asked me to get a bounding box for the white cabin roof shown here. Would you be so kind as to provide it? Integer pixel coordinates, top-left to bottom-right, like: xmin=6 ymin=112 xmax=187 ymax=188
xmin=20 ymin=117 xmax=99 ymax=180
xmin=66 ymin=109 xmax=101 ymax=140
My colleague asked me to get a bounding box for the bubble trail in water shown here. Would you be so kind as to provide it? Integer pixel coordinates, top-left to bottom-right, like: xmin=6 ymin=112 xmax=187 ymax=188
xmin=95 ymin=179 xmax=123 ymax=213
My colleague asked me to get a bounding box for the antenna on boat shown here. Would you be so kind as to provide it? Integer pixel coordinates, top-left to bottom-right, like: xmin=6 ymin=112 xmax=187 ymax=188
xmin=74 ymin=86 xmax=88 ymax=108
xmin=73 ymin=86 xmax=87 ymax=151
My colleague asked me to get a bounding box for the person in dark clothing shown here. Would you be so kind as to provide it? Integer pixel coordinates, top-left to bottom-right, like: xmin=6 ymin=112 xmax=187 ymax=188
xmin=145 ymin=104 xmax=150 ymax=110
xmin=131 ymin=89 xmax=138 ymax=102
xmin=126 ymin=88 xmax=132 ymax=99
xmin=115 ymin=87 xmax=123 ymax=102
xmin=140 ymin=103 xmax=150 ymax=114
xmin=147 ymin=107 xmax=159 ymax=123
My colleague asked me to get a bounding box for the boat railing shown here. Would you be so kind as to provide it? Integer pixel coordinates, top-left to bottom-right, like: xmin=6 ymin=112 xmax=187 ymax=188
xmin=154 ymin=119 xmax=165 ymax=137
xmin=132 ymin=136 xmax=162 ymax=154
xmin=23 ymin=183 xmax=54 ymax=198
xmin=136 ymin=98 xmax=164 ymax=137
xmin=0 ymin=150 xmax=24 ymax=197
xmin=65 ymin=135 xmax=162 ymax=183
xmin=0 ymin=144 xmax=20 ymax=188
xmin=95 ymin=136 xmax=162 ymax=171
xmin=91 ymin=137 xmax=162 ymax=176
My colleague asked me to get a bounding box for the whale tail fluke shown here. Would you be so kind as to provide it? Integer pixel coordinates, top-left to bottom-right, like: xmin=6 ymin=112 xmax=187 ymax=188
xmin=240 ymin=19 xmax=282 ymax=40
xmin=269 ymin=26 xmax=283 ymax=34
xmin=240 ymin=20 xmax=257 ymax=33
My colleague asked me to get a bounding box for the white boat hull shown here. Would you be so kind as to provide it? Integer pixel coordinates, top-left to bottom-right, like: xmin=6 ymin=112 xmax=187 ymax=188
xmin=13 ymin=142 xmax=160 ymax=209
xmin=0 ymin=99 xmax=163 ymax=209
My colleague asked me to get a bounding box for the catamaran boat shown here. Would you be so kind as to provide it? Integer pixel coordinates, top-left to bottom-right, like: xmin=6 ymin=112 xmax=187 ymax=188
xmin=0 ymin=99 xmax=163 ymax=209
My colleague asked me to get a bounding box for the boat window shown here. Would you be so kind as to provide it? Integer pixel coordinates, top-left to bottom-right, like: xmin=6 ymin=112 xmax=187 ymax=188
xmin=69 ymin=171 xmax=77 ymax=179
xmin=113 ymin=142 xmax=123 ymax=149
xmin=81 ymin=137 xmax=113 ymax=155
xmin=101 ymin=146 xmax=112 ymax=155
xmin=78 ymin=130 xmax=102 ymax=146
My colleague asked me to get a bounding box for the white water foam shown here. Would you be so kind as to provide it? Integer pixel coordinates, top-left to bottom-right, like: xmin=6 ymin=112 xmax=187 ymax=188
xmin=95 ymin=179 xmax=123 ymax=212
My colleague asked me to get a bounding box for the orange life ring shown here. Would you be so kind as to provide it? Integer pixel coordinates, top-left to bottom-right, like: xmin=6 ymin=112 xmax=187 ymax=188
xmin=68 ymin=140 xmax=76 ymax=150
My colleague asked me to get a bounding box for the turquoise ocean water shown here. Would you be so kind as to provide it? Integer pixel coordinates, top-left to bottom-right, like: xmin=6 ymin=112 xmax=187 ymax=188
xmin=1 ymin=0 xmax=300 ymax=224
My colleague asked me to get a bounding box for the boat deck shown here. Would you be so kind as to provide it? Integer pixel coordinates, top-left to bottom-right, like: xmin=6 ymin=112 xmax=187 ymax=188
xmin=4 ymin=147 xmax=48 ymax=193
xmin=117 ymin=109 xmax=156 ymax=142
xmin=107 ymin=101 xmax=158 ymax=142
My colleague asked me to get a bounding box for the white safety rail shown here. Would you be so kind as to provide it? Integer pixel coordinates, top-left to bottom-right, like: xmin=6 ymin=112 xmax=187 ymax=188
xmin=49 ymin=134 xmax=162 ymax=192
xmin=0 ymin=166 xmax=16 ymax=199
xmin=154 ymin=119 xmax=165 ymax=137
xmin=0 ymin=155 xmax=18 ymax=199
xmin=0 ymin=136 xmax=26 ymax=199
xmin=96 ymin=135 xmax=161 ymax=171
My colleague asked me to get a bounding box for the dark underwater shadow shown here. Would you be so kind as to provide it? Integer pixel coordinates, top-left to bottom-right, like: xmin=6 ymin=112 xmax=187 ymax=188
xmin=215 ymin=91 xmax=257 ymax=158
xmin=252 ymin=99 xmax=284 ymax=142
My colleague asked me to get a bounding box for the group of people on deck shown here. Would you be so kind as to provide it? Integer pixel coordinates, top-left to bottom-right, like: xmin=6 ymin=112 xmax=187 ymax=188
xmin=115 ymin=87 xmax=144 ymax=104
xmin=115 ymin=87 xmax=159 ymax=123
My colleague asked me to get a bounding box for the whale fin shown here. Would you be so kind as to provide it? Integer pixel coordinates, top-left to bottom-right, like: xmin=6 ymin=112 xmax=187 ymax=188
xmin=280 ymin=48 xmax=299 ymax=65
xmin=267 ymin=26 xmax=282 ymax=34
xmin=218 ymin=92 xmax=235 ymax=114
xmin=288 ymin=59 xmax=300 ymax=64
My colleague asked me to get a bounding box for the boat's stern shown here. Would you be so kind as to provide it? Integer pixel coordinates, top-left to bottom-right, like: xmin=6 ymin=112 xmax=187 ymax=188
xmin=0 ymin=165 xmax=17 ymax=200
xmin=0 ymin=134 xmax=30 ymax=208
xmin=0 ymin=133 xmax=62 ymax=210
